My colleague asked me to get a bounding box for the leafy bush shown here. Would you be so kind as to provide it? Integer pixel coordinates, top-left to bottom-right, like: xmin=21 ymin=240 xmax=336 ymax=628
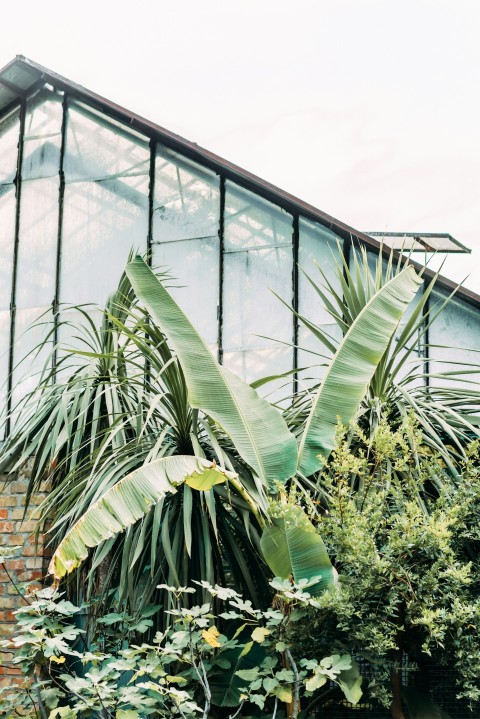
xmin=298 ymin=418 xmax=480 ymax=711
xmin=0 ymin=581 xmax=362 ymax=719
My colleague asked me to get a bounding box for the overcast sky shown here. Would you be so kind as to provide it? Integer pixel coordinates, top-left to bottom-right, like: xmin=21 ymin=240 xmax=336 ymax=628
xmin=2 ymin=0 xmax=479 ymax=291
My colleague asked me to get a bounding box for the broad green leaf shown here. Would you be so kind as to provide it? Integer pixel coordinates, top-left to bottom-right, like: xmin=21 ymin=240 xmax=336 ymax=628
xmin=251 ymin=626 xmax=270 ymax=643
xmin=260 ymin=504 xmax=335 ymax=596
xmin=305 ymin=673 xmax=327 ymax=692
xmin=298 ymin=265 xmax=422 ymax=475
xmin=185 ymin=466 xmax=226 ymax=491
xmin=236 ymin=668 xmax=260 ymax=681
xmin=275 ymin=686 xmax=293 ymax=703
xmin=337 ymin=661 xmax=363 ymax=705
xmin=49 ymin=456 xmax=235 ymax=579
xmin=126 ymin=257 xmax=297 ymax=490
xmin=210 ymin=641 xmax=266 ymax=708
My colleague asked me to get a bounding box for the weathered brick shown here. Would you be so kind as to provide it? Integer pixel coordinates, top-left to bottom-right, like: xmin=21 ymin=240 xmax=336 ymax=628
xmin=0 ymin=521 xmax=14 ymax=533
xmin=0 ymin=597 xmax=18 ymax=608
xmin=8 ymin=535 xmax=25 ymax=545
xmin=6 ymin=559 xmax=25 ymax=571
xmin=15 ymin=520 xmax=37 ymax=533
xmin=0 ymin=676 xmax=24 ymax=687
xmin=22 ymin=545 xmax=36 ymax=556
xmin=9 ymin=509 xmax=26 ymax=520
xmin=0 ymin=509 xmax=8 ymax=519
xmin=10 ymin=480 xmax=29 ymax=493
xmin=0 ymin=495 xmax=17 ymax=508
xmin=25 ymin=558 xmax=43 ymax=570
xmin=16 ymin=571 xmax=43 ymax=582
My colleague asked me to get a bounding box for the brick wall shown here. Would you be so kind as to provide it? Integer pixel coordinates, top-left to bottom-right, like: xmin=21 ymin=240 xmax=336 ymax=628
xmin=0 ymin=467 xmax=49 ymax=688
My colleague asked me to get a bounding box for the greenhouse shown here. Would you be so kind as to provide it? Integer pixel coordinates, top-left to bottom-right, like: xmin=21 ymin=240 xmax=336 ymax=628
xmin=1 ymin=56 xmax=480 ymax=719
xmin=1 ymin=56 xmax=480 ymax=428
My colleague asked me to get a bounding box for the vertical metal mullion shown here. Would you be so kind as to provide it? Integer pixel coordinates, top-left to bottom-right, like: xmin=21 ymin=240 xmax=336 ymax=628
xmin=292 ymin=213 xmax=299 ymax=395
xmin=6 ymin=97 xmax=26 ymax=435
xmin=343 ymin=231 xmax=352 ymax=283
xmin=147 ymin=138 xmax=156 ymax=265
xmin=341 ymin=232 xmax=352 ymax=334
xmin=52 ymin=93 xmax=68 ymax=374
xmin=423 ymin=279 xmax=430 ymax=389
xmin=217 ymin=175 xmax=226 ymax=365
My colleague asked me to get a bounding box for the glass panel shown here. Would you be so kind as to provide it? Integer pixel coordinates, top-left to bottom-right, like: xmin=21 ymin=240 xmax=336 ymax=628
xmin=152 ymin=237 xmax=219 ymax=344
xmin=64 ymin=102 xmax=149 ymax=182
xmin=0 ymin=184 xmax=16 ymax=309
xmin=61 ymin=176 xmax=149 ymax=306
xmin=15 ymin=178 xmax=58 ymax=309
xmin=429 ymin=291 xmax=480 ymax=387
xmin=298 ymin=217 xmax=343 ymax=327
xmin=22 ymin=89 xmax=63 ymax=180
xmin=223 ymin=245 xmax=293 ymax=351
xmin=223 ymin=346 xmax=293 ymax=403
xmin=393 ymin=283 xmax=425 ymax=387
xmin=297 ymin=219 xmax=345 ymax=388
xmin=153 ymin=148 xmax=220 ymax=242
xmin=297 ymin=324 xmax=343 ymax=390
xmin=0 ymin=107 xmax=19 ymax=183
xmin=58 ymin=306 xmax=102 ymax=352
xmin=11 ymin=307 xmax=53 ymax=410
xmin=57 ymin=308 xmax=102 ymax=372
xmin=0 ymin=86 xmax=17 ymax=112
xmin=223 ymin=183 xmax=293 ymax=390
xmin=224 ymin=182 xmax=293 ymax=251
xmin=2 ymin=64 xmax=38 ymax=91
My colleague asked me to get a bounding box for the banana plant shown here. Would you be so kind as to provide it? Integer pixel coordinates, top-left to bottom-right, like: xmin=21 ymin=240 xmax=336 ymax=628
xmin=49 ymin=256 xmax=422 ymax=594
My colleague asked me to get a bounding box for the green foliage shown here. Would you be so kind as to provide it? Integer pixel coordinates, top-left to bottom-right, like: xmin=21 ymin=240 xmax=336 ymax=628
xmin=297 ymin=263 xmax=422 ymax=474
xmin=305 ymin=420 xmax=480 ymax=707
xmin=125 ymin=256 xmax=298 ymax=490
xmin=287 ymin=244 xmax=480 ymax=477
xmin=0 ymin=268 xmax=274 ymax=619
xmin=50 ymin=456 xmax=235 ymax=579
xmin=260 ymin=502 xmax=336 ymax=597
xmin=0 ymin=582 xmax=361 ymax=719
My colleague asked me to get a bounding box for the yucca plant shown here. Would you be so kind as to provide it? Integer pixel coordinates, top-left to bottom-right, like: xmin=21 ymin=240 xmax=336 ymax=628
xmin=1 ymin=268 xmax=277 ymax=618
xmin=285 ymin=245 xmax=480 ymax=484
xmin=38 ymin=257 xmax=421 ymax=591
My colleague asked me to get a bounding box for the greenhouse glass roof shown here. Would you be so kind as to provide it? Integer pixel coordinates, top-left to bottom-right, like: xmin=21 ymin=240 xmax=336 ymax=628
xmin=1 ymin=55 xmax=479 ymax=439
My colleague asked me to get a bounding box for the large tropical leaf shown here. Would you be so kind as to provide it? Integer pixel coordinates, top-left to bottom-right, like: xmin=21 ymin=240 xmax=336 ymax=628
xmin=298 ymin=265 xmax=422 ymax=475
xmin=49 ymin=455 xmax=235 ymax=579
xmin=126 ymin=256 xmax=297 ymax=490
xmin=260 ymin=504 xmax=336 ymax=597
xmin=209 ymin=642 xmax=266 ymax=707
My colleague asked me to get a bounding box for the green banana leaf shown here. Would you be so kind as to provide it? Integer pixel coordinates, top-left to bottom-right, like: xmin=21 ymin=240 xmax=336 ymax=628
xmin=260 ymin=504 xmax=336 ymax=596
xmin=126 ymin=257 xmax=297 ymax=490
xmin=298 ymin=265 xmax=422 ymax=475
xmin=49 ymin=455 xmax=235 ymax=579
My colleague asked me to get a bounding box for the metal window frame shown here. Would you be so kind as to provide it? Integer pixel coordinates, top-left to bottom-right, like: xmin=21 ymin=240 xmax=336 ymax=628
xmin=6 ymin=97 xmax=26 ymax=435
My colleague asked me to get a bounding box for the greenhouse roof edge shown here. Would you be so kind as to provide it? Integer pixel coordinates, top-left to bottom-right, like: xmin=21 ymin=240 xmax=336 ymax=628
xmin=1 ymin=54 xmax=478 ymax=310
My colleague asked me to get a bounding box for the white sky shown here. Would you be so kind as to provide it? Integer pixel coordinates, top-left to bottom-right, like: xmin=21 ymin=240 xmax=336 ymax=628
xmin=2 ymin=0 xmax=480 ymax=291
